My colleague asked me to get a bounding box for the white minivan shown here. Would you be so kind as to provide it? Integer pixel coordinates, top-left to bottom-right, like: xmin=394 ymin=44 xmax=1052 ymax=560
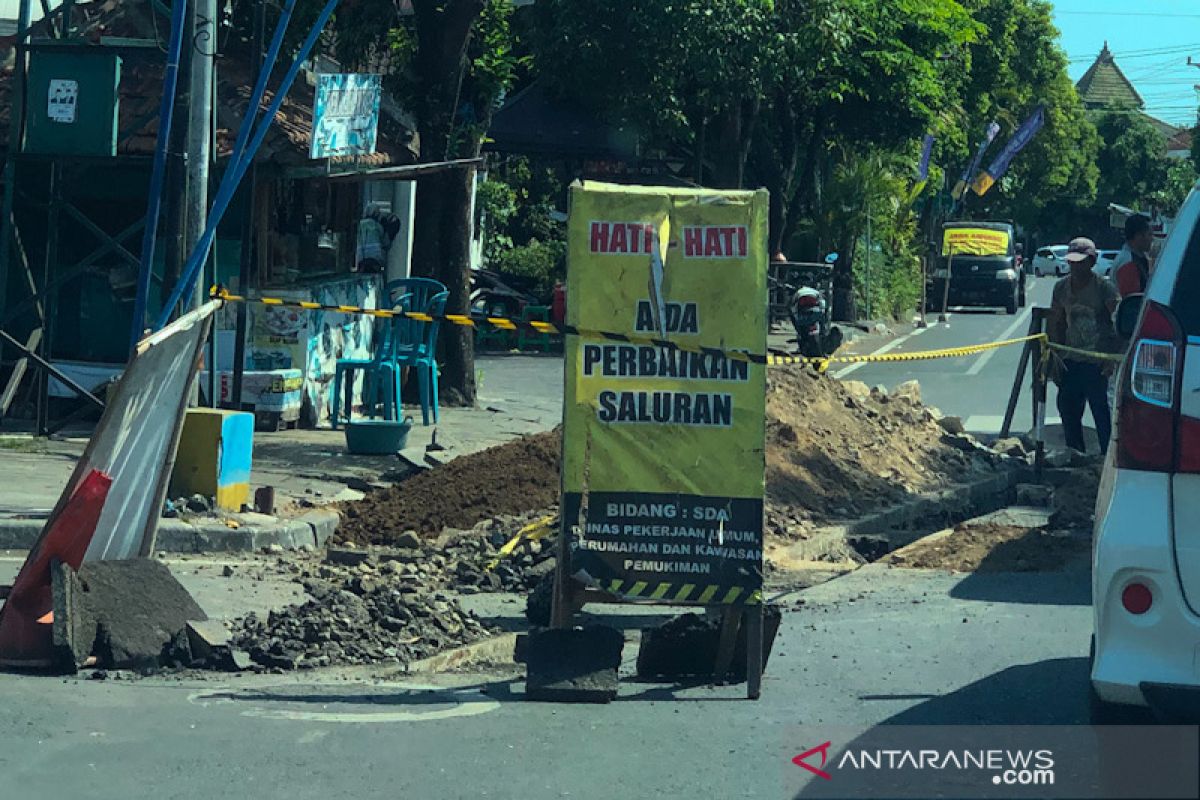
xmin=1091 ymin=183 xmax=1200 ymax=721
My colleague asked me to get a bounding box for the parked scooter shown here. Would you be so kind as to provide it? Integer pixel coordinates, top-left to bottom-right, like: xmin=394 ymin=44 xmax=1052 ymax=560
xmin=788 ymin=284 xmax=843 ymax=358
xmin=769 ymin=253 xmax=843 ymax=358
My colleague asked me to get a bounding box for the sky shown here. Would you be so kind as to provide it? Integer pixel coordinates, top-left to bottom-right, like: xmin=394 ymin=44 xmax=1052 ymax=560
xmin=1053 ymin=0 xmax=1200 ymax=126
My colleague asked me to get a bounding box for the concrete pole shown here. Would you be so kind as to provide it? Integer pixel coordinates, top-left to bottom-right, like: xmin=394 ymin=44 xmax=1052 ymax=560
xmin=186 ymin=0 xmax=216 ymax=309
xmin=385 ymin=180 xmax=417 ymax=282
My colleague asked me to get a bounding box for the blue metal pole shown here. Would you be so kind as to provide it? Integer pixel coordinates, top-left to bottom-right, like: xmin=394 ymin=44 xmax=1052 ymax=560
xmin=225 ymin=0 xmax=297 ymax=180
xmin=156 ymin=0 xmax=339 ymax=328
xmin=129 ymin=0 xmax=190 ymax=352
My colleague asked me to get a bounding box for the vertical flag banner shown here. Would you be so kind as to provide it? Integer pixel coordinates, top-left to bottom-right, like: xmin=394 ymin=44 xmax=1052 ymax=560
xmin=917 ymin=134 xmax=935 ymax=182
xmin=953 ymin=121 xmax=1000 ymax=200
xmin=561 ymin=182 xmax=769 ymax=605
xmin=971 ymin=105 xmax=1046 ymax=196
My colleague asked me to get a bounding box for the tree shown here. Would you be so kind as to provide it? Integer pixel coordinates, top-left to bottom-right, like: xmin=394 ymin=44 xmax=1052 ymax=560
xmin=1092 ymin=108 xmax=1170 ymax=209
xmin=331 ymin=0 xmax=520 ymax=404
xmin=953 ymin=0 xmax=1098 ymax=239
xmin=758 ymin=0 xmax=978 ymax=316
xmin=533 ymin=0 xmax=774 ymax=188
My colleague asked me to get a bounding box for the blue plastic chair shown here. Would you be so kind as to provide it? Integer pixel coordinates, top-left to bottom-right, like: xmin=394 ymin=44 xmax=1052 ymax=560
xmin=385 ymin=278 xmax=446 ymax=320
xmin=330 ymin=293 xmax=412 ymax=429
xmin=390 ymin=290 xmax=448 ymax=426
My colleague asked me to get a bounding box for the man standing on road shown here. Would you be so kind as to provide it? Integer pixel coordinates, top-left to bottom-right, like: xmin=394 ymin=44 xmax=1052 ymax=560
xmin=1049 ymin=237 xmax=1119 ymax=454
xmin=1114 ymin=214 xmax=1154 ymax=297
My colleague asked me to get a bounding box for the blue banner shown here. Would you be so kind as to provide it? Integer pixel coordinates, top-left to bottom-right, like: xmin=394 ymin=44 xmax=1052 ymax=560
xmin=953 ymin=121 xmax=1000 ymax=200
xmin=917 ymin=134 xmax=935 ymax=182
xmin=972 ymin=105 xmax=1045 ymax=196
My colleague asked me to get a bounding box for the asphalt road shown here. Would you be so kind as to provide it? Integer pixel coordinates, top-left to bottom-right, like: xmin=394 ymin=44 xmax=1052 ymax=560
xmin=0 ymin=563 xmax=1095 ymax=800
xmin=834 ymin=276 xmax=1066 ymax=439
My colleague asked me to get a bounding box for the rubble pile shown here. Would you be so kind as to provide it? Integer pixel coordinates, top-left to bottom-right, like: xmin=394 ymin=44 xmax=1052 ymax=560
xmin=441 ymin=512 xmax=558 ymax=593
xmin=227 ymin=561 xmax=494 ymax=670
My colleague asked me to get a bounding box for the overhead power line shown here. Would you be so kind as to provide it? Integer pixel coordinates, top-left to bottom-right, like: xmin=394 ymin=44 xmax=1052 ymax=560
xmin=1056 ymin=11 xmax=1200 ymax=18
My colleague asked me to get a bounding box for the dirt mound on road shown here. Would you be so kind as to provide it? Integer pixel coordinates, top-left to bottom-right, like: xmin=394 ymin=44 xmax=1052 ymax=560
xmin=337 ymin=431 xmax=561 ymax=545
xmin=338 ymin=370 xmax=1007 ymax=546
xmin=765 ymin=368 xmax=1001 ymax=533
xmin=885 ymin=522 xmax=1089 ymax=572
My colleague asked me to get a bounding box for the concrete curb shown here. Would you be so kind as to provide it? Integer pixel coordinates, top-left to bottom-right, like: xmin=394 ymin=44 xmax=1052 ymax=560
xmin=773 ymin=463 xmax=1029 ymax=564
xmin=0 ymin=508 xmax=341 ymax=554
xmin=405 ymin=632 xmax=519 ymax=673
xmin=323 ymin=632 xmax=521 ymax=680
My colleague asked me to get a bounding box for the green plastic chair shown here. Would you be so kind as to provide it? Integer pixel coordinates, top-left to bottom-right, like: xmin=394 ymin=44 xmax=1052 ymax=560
xmin=517 ymin=304 xmax=552 ymax=352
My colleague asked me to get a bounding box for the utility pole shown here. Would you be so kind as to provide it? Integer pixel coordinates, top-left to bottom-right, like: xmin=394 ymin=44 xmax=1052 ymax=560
xmin=231 ymin=0 xmax=266 ymax=410
xmin=186 ymin=0 xmax=216 ymax=311
xmin=864 ymin=203 xmax=872 ymax=321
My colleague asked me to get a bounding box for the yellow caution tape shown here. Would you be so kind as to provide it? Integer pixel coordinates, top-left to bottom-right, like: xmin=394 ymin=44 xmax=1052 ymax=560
xmin=213 ymin=287 xmax=1130 ymax=370
xmin=212 ymin=286 xmax=1083 ymax=370
xmin=1045 ymin=341 xmax=1125 ymax=364
xmin=485 ymin=514 xmax=556 ymax=571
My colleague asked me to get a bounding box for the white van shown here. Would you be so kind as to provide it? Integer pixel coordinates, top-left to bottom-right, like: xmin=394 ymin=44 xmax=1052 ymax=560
xmin=1091 ymin=183 xmax=1200 ymax=720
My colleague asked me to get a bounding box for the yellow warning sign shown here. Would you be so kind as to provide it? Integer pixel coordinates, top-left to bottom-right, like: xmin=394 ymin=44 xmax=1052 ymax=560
xmin=942 ymin=227 xmax=1010 ymax=257
xmin=561 ymin=182 xmax=768 ymax=600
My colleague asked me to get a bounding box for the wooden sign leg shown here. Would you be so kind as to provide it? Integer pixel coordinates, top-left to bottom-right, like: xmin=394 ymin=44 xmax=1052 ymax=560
xmin=550 ymin=521 xmax=574 ymax=629
xmin=745 ymin=603 xmax=764 ymax=700
xmin=711 ymin=606 xmax=741 ymax=685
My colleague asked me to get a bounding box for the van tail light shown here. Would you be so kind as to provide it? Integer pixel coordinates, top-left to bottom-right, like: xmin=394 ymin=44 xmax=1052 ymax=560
xmin=1117 ymin=301 xmax=1183 ymax=472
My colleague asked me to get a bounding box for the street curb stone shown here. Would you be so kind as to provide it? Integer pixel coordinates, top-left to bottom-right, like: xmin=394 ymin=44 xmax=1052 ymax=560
xmin=0 ymin=511 xmax=340 ymax=554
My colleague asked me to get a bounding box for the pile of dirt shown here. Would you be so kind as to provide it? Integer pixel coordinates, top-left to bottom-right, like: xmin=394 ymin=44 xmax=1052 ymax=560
xmin=885 ymin=522 xmax=1089 ymax=572
xmin=337 ymin=371 xmax=1009 ymax=548
xmin=337 ymin=432 xmax=561 ymax=544
xmin=765 ymin=368 xmax=1004 ymax=530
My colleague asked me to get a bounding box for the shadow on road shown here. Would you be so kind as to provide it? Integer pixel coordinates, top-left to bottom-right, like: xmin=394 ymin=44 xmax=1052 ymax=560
xmin=870 ymin=657 xmax=1090 ymax=725
xmin=792 ymin=657 xmax=1094 ymax=799
xmin=949 ymin=566 xmax=1091 ymax=606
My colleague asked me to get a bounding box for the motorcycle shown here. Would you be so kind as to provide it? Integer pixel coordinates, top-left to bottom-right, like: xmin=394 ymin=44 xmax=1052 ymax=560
xmin=770 ymin=275 xmax=843 ymax=358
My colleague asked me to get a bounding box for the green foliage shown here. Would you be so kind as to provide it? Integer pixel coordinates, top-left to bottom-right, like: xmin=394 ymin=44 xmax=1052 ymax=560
xmin=1093 ymin=108 xmax=1170 ymax=209
xmin=477 ymin=178 xmax=517 ymax=262
xmin=1159 ymin=157 xmax=1199 ymax=212
xmin=479 ymin=158 xmax=568 ymax=297
xmin=491 ymin=238 xmax=567 ymax=297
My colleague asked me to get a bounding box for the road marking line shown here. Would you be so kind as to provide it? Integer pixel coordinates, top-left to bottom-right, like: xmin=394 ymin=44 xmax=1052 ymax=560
xmin=964 ymin=414 xmax=1062 ymax=433
xmin=965 ymin=307 xmax=1033 ymax=376
xmin=834 ymin=331 xmax=919 ymax=378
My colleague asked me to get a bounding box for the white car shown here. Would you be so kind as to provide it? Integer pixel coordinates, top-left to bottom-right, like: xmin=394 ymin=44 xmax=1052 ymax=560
xmin=1094 ymin=250 xmax=1120 ymax=280
xmin=1091 ymin=184 xmax=1200 ymax=721
xmin=1032 ymin=245 xmax=1068 ymax=276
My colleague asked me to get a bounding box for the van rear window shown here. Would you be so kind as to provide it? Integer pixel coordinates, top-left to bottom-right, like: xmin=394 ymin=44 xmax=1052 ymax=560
xmin=1170 ymin=225 xmax=1200 ymax=335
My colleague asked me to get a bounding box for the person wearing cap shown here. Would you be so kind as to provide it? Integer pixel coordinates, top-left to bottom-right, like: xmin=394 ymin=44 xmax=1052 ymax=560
xmin=1048 ymin=237 xmax=1119 ymax=454
xmin=1113 ymin=214 xmax=1153 ymax=298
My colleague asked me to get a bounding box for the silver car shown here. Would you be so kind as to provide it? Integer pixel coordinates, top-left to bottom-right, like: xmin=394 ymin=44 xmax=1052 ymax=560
xmin=1032 ymin=244 xmax=1068 ymax=276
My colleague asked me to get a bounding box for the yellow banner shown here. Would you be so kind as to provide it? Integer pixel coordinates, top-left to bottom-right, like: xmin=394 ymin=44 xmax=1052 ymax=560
xmin=562 ymin=182 xmax=767 ymax=599
xmin=942 ymin=227 xmax=1010 ymax=257
xmin=970 ymin=171 xmax=997 ymax=197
